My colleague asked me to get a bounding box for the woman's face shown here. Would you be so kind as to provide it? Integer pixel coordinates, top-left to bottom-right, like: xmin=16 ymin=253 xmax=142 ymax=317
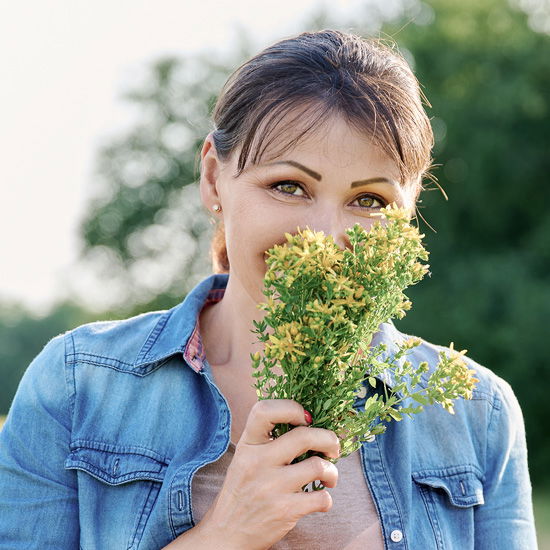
xmin=201 ymin=115 xmax=413 ymax=305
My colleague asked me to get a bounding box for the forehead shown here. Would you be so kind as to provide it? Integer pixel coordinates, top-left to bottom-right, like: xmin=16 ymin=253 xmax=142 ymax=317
xmin=242 ymin=108 xmax=392 ymax=168
xmin=239 ymin=112 xmax=400 ymax=182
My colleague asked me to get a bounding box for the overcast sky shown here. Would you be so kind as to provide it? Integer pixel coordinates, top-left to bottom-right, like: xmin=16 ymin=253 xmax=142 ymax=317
xmin=1 ymin=0 xmax=378 ymax=315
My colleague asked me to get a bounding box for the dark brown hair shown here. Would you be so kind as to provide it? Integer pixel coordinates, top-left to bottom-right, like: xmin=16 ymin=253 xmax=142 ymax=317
xmin=206 ymin=29 xmax=434 ymax=273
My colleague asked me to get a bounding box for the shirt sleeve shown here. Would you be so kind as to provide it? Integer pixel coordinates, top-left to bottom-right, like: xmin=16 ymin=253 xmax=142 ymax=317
xmin=0 ymin=333 xmax=79 ymax=549
xmin=474 ymin=377 xmax=538 ymax=549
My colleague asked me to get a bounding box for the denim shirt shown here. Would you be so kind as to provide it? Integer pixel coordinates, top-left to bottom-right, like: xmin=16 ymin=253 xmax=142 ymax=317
xmin=0 ymin=274 xmax=537 ymax=549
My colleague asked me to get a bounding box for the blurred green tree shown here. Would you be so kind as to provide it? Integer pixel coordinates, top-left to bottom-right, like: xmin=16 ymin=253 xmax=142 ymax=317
xmin=77 ymin=49 xmax=251 ymax=315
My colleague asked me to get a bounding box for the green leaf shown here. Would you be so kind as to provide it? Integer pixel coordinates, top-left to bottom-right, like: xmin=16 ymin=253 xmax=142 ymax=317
xmin=388 ymin=408 xmax=403 ymax=421
xmin=369 ymin=424 xmax=386 ymax=436
xmin=411 ymin=393 xmax=429 ymax=405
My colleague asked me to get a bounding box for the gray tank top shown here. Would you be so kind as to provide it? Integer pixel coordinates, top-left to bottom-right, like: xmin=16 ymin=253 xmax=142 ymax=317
xmin=191 ymin=443 xmax=385 ymax=549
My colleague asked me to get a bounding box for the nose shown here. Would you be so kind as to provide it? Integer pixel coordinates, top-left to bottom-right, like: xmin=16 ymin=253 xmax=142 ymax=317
xmin=304 ymin=209 xmax=353 ymax=250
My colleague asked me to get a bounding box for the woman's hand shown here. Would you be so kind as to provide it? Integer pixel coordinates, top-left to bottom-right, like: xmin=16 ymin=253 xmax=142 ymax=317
xmin=191 ymin=399 xmax=340 ymax=549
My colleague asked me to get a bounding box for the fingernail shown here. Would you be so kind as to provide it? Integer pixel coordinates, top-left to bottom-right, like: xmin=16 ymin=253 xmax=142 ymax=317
xmin=304 ymin=409 xmax=313 ymax=424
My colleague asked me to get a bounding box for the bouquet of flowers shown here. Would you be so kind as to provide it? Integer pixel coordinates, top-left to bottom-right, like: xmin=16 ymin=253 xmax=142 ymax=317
xmin=251 ymin=205 xmax=478 ymax=488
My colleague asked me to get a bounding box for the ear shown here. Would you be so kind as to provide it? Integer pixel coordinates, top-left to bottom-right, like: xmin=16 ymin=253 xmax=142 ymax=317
xmin=199 ymin=133 xmax=224 ymax=213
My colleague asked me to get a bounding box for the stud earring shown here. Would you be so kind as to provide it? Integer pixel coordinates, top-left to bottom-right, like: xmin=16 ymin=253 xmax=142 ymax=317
xmin=212 ymin=204 xmax=221 ymax=213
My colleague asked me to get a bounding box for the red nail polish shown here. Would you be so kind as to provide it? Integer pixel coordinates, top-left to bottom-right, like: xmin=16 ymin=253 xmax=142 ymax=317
xmin=304 ymin=409 xmax=313 ymax=424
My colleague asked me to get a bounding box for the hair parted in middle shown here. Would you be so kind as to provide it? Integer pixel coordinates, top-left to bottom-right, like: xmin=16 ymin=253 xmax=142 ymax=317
xmin=205 ymin=28 xmax=435 ymax=273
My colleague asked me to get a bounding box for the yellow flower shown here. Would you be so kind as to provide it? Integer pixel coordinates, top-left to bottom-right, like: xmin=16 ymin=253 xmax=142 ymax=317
xmin=306 ymin=300 xmax=335 ymax=316
xmin=331 ymin=294 xmax=363 ymax=308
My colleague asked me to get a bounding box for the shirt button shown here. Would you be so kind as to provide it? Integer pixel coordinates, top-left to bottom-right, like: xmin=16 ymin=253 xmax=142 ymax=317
xmin=390 ymin=530 xmax=403 ymax=542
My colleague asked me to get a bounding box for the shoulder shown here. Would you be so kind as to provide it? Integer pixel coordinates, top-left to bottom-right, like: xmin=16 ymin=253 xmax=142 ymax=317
xmin=10 ymin=333 xmax=70 ymax=414
xmin=9 ymin=309 xmax=176 ymax=421
xmin=14 ymin=273 xmax=227 ymax=418
xmin=377 ymin=321 xmax=526 ymax=467
xmin=382 ymin=321 xmax=519 ymax=414
xmin=412 ymin=333 xmax=521 ymax=420
xmin=401 ymin=327 xmax=527 ymax=467
xmin=65 ymin=309 xmax=171 ymax=373
xmin=12 ymin=297 xmax=207 ymax=459
xmin=378 ymin=323 xmax=528 ymax=481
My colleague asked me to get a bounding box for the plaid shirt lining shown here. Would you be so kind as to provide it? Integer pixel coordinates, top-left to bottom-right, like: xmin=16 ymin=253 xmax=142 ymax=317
xmin=183 ymin=287 xmax=226 ymax=373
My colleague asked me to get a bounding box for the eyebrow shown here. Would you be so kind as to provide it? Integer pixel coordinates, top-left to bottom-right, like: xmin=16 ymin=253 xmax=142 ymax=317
xmin=267 ymin=160 xmax=321 ymax=180
xmin=350 ymin=177 xmax=397 ymax=188
xmin=266 ymin=160 xmax=397 ymax=188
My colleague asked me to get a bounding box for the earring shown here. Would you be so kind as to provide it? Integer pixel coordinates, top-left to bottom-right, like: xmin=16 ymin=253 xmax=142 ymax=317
xmin=212 ymin=204 xmax=222 ymax=213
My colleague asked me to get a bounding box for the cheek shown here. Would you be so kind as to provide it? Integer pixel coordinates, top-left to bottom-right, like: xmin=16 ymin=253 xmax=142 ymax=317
xmin=223 ymin=216 xmax=278 ymax=270
xmin=221 ymin=189 xmax=319 ymax=266
xmin=339 ymin=213 xmax=378 ymax=237
xmin=228 ymin=202 xmax=303 ymax=248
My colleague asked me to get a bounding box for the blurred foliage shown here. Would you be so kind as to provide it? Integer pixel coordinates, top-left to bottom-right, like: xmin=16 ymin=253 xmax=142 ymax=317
xmin=1 ymin=0 xmax=549 ymax=486
xmin=76 ymin=48 xmax=251 ymax=314
xmin=385 ymin=0 xmax=550 ymax=487
xmin=534 ymin=490 xmax=550 ymax=548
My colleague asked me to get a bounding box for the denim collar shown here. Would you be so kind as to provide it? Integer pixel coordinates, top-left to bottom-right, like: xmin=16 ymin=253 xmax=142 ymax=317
xmin=133 ymin=274 xmax=229 ymax=369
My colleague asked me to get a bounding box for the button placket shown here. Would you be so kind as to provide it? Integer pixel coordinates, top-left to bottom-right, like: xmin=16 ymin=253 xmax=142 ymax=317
xmin=359 ymin=412 xmax=407 ymax=549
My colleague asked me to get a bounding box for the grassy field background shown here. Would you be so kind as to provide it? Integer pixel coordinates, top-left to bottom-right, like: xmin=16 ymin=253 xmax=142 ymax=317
xmin=0 ymin=414 xmax=548 ymax=545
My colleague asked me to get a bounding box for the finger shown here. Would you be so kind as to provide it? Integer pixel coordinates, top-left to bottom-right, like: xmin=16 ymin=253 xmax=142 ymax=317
xmin=290 ymin=487 xmax=333 ymax=517
xmin=240 ymin=400 xmax=309 ymax=445
xmin=270 ymin=425 xmax=341 ymax=464
xmin=282 ymin=455 xmax=339 ymax=490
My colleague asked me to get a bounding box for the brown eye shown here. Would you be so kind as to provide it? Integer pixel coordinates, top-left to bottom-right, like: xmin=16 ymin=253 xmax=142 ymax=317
xmin=272 ymin=181 xmax=305 ymax=196
xmin=356 ymin=195 xmax=384 ymax=208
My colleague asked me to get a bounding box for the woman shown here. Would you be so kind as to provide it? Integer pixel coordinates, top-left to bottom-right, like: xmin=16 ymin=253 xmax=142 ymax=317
xmin=0 ymin=29 xmax=537 ymax=549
